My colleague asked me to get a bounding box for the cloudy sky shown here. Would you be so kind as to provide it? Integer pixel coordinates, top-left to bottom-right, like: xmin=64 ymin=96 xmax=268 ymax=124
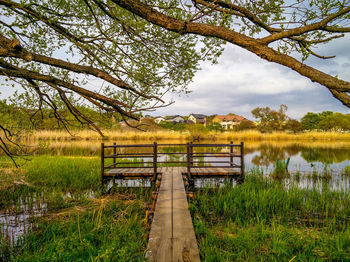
xmin=150 ymin=36 xmax=350 ymax=120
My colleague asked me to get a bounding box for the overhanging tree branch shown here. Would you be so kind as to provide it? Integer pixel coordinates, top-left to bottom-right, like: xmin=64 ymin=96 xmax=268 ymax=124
xmin=111 ymin=0 xmax=350 ymax=106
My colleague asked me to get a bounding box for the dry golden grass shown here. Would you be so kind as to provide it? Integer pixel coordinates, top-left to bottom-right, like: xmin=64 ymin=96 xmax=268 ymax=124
xmin=21 ymin=129 xmax=189 ymax=142
xmin=20 ymin=129 xmax=350 ymax=143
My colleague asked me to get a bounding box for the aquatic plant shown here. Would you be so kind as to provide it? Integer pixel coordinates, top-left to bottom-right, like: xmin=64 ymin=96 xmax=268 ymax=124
xmin=343 ymin=165 xmax=350 ymax=177
xmin=190 ymin=170 xmax=350 ymax=261
xmin=271 ymin=158 xmax=290 ymax=179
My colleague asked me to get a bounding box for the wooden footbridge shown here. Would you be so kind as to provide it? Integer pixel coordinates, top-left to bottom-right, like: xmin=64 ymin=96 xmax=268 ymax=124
xmin=101 ymin=142 xmax=244 ymax=261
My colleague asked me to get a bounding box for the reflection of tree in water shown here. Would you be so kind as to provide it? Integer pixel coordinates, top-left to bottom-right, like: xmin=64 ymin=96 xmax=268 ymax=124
xmin=251 ymin=143 xmax=350 ymax=166
xmin=251 ymin=144 xmax=301 ymax=166
xmin=301 ymin=148 xmax=350 ymax=164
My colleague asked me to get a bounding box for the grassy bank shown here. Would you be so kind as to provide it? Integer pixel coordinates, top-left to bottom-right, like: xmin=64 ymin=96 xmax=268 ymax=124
xmin=0 ymin=156 xmax=151 ymax=261
xmin=189 ymin=171 xmax=350 ymax=261
xmin=20 ymin=129 xmax=350 ymax=142
xmin=1 ymin=194 xmax=149 ymax=261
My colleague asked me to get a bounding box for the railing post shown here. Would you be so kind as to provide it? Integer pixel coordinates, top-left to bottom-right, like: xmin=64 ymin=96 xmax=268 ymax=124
xmin=153 ymin=142 xmax=158 ymax=181
xmin=187 ymin=142 xmax=191 ymax=176
xmin=190 ymin=141 xmax=193 ymax=167
xmin=113 ymin=142 xmax=116 ymax=168
xmin=230 ymin=141 xmax=233 ymax=168
xmin=240 ymin=141 xmax=245 ymax=179
xmin=101 ymin=143 xmax=105 ymax=183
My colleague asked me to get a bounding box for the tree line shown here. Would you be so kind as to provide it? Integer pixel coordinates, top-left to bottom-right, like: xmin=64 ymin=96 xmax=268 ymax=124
xmin=2 ymin=99 xmax=347 ymax=134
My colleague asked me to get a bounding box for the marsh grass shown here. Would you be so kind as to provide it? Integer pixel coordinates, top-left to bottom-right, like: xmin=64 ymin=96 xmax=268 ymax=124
xmin=342 ymin=165 xmax=350 ymax=177
xmin=0 ymin=155 xmax=153 ymax=261
xmin=190 ymin=171 xmax=350 ymax=261
xmin=1 ymin=195 xmax=148 ymax=261
xmin=20 ymin=129 xmax=350 ymax=143
xmin=271 ymin=158 xmax=290 ymax=179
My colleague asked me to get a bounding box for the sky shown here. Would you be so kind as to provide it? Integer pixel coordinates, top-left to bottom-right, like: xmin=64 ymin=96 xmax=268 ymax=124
xmin=149 ymin=36 xmax=350 ymax=121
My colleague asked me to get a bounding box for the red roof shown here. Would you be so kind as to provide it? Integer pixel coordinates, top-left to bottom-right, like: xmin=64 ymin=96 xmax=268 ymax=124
xmin=214 ymin=115 xmax=245 ymax=122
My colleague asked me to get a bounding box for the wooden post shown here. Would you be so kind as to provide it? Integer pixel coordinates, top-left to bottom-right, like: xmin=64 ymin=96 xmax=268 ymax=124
xmin=113 ymin=142 xmax=116 ymax=168
xmin=240 ymin=141 xmax=245 ymax=180
xmin=153 ymin=142 xmax=158 ymax=181
xmin=101 ymin=143 xmax=105 ymax=183
xmin=190 ymin=141 xmax=193 ymax=167
xmin=187 ymin=142 xmax=191 ymax=177
xmin=230 ymin=141 xmax=233 ymax=167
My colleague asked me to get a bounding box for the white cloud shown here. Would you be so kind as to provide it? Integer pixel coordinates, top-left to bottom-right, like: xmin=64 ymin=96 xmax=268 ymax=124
xmin=153 ymin=40 xmax=350 ymax=119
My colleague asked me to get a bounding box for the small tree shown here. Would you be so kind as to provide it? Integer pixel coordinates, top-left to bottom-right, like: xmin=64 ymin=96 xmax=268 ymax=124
xmin=284 ymin=119 xmax=303 ymax=134
xmin=301 ymin=112 xmax=321 ymax=130
xmin=252 ymin=104 xmax=288 ymax=132
xmin=235 ymin=120 xmax=256 ymax=131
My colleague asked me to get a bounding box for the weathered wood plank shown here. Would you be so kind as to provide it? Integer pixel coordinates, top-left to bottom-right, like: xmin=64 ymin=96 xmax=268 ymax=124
xmin=146 ymin=167 xmax=200 ymax=262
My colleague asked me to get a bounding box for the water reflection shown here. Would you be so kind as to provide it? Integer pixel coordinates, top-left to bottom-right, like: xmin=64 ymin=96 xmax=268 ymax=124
xmin=194 ymin=177 xmax=237 ymax=188
xmin=105 ymin=178 xmax=152 ymax=191
xmin=0 ymin=197 xmax=47 ymax=246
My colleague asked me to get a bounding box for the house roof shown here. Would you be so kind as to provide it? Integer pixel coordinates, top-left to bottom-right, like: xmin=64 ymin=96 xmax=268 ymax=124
xmin=166 ymin=115 xmax=184 ymax=120
xmin=190 ymin=113 xmax=206 ymax=119
xmin=214 ymin=115 xmax=245 ymax=122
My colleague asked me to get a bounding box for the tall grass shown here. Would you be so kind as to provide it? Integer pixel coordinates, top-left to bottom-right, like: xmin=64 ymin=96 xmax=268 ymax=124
xmin=1 ymin=196 xmax=148 ymax=261
xmin=0 ymin=154 xmax=152 ymax=261
xmin=20 ymin=129 xmax=350 ymax=142
xmin=190 ymin=171 xmax=350 ymax=261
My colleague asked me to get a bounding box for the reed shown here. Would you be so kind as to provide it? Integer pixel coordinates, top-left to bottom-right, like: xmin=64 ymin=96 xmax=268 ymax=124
xmin=2 ymin=195 xmax=149 ymax=261
xmin=20 ymin=129 xmax=350 ymax=143
xmin=0 ymin=154 xmax=153 ymax=260
xmin=190 ymin=170 xmax=350 ymax=261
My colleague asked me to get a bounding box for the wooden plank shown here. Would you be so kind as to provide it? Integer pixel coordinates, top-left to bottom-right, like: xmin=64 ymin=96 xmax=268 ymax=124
xmin=146 ymin=167 xmax=200 ymax=262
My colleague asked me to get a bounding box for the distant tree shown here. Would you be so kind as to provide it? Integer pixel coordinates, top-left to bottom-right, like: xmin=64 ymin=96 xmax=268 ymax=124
xmin=319 ymin=112 xmax=350 ymax=131
xmin=301 ymin=112 xmax=320 ymax=130
xmin=251 ymin=104 xmax=288 ymax=132
xmin=235 ymin=120 xmax=256 ymax=131
xmin=159 ymin=121 xmax=187 ymax=132
xmin=284 ymin=119 xmax=303 ymax=134
xmin=206 ymin=122 xmax=223 ymax=132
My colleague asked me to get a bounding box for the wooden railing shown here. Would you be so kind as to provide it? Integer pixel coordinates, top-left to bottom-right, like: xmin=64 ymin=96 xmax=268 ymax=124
xmin=101 ymin=142 xmax=244 ymax=179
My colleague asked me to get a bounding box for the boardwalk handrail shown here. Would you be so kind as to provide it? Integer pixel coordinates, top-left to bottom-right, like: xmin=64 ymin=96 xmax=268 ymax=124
xmin=101 ymin=141 xmax=244 ymax=181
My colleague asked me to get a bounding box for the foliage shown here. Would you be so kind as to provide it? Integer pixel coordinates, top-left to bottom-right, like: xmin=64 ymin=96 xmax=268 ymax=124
xmin=301 ymin=111 xmax=350 ymax=131
xmin=158 ymin=121 xmax=187 ymax=132
xmin=301 ymin=112 xmax=321 ymax=130
xmin=284 ymin=119 xmax=303 ymax=134
xmin=206 ymin=122 xmax=223 ymax=132
xmin=234 ymin=119 xmax=256 ymax=131
xmin=252 ymin=104 xmax=289 ymax=132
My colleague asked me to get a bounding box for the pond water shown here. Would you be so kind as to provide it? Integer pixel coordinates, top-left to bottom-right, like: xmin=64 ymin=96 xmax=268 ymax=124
xmin=34 ymin=140 xmax=350 ymax=173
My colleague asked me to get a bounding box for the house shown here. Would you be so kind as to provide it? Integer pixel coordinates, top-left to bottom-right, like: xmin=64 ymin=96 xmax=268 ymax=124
xmin=188 ymin=114 xmax=206 ymax=125
xmin=154 ymin=116 xmax=166 ymax=124
xmin=165 ymin=115 xmax=185 ymax=124
xmin=212 ymin=114 xmax=246 ymax=129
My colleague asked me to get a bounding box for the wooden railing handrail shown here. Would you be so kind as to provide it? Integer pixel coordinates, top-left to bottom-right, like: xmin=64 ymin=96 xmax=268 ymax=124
xmin=101 ymin=141 xmax=245 ymax=179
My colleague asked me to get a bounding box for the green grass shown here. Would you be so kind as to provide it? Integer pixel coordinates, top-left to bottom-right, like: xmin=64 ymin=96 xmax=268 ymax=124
xmin=0 ymin=156 xmax=152 ymax=261
xmin=1 ymin=195 xmax=148 ymax=261
xmin=190 ymin=171 xmax=350 ymax=261
xmin=0 ymin=156 xmax=101 ymax=209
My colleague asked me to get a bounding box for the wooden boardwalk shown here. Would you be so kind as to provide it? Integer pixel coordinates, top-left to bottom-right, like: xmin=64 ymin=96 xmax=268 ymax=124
xmin=146 ymin=167 xmax=200 ymax=262
xmin=101 ymin=142 xmax=245 ymax=261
